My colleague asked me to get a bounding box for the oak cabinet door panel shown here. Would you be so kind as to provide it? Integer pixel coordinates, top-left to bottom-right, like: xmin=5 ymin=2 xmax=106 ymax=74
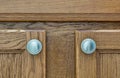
xmin=76 ymin=30 xmax=120 ymax=78
xmin=0 ymin=30 xmax=46 ymax=78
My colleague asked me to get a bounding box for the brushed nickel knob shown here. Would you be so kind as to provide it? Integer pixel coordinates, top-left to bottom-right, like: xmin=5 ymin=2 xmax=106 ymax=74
xmin=81 ymin=38 xmax=96 ymax=54
xmin=27 ymin=39 xmax=42 ymax=55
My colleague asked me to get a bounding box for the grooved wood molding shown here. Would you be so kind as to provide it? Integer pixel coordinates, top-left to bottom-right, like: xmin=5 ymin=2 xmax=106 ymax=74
xmin=0 ymin=0 xmax=120 ymax=21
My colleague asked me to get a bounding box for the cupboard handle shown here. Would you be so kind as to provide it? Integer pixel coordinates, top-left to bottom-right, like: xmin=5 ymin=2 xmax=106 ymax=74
xmin=27 ymin=39 xmax=42 ymax=55
xmin=81 ymin=38 xmax=96 ymax=54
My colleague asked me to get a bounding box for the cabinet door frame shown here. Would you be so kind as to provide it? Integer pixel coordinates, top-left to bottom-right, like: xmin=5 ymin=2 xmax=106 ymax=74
xmin=0 ymin=30 xmax=46 ymax=78
xmin=76 ymin=30 xmax=120 ymax=78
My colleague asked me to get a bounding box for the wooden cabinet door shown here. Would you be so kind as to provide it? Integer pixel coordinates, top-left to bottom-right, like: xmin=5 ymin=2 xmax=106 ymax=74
xmin=76 ymin=30 xmax=120 ymax=78
xmin=0 ymin=30 xmax=46 ymax=78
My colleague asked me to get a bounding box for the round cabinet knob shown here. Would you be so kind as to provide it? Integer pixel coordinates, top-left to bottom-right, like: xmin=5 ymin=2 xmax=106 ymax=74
xmin=27 ymin=39 xmax=42 ymax=55
xmin=81 ymin=38 xmax=96 ymax=54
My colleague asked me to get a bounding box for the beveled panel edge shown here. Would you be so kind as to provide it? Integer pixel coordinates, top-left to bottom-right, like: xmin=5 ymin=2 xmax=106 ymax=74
xmin=76 ymin=30 xmax=120 ymax=32
xmin=0 ymin=29 xmax=45 ymax=32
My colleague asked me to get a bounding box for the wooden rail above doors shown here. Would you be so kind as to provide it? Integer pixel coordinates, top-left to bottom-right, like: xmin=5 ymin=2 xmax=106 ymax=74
xmin=0 ymin=13 xmax=120 ymax=21
xmin=1 ymin=0 xmax=120 ymax=21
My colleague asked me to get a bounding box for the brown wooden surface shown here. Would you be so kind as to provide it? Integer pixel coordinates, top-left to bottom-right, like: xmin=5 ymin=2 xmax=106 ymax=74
xmin=76 ymin=30 xmax=120 ymax=49
xmin=22 ymin=30 xmax=46 ymax=78
xmin=76 ymin=31 xmax=97 ymax=78
xmin=0 ymin=0 xmax=120 ymax=21
xmin=99 ymin=53 xmax=120 ymax=78
xmin=0 ymin=30 xmax=26 ymax=50
xmin=0 ymin=22 xmax=120 ymax=78
xmin=0 ymin=0 xmax=120 ymax=13
xmin=1 ymin=13 xmax=120 ymax=21
xmin=0 ymin=53 xmax=22 ymax=78
xmin=76 ymin=30 xmax=120 ymax=78
xmin=0 ymin=30 xmax=46 ymax=78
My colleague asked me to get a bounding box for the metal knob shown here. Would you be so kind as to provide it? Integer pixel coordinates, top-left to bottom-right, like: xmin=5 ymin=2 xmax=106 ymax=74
xmin=27 ymin=39 xmax=42 ymax=55
xmin=81 ymin=38 xmax=96 ymax=54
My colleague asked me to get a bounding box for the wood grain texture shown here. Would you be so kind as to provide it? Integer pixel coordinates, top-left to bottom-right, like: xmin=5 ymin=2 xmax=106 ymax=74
xmin=22 ymin=30 xmax=46 ymax=78
xmin=76 ymin=30 xmax=120 ymax=78
xmin=0 ymin=49 xmax=25 ymax=54
xmin=0 ymin=22 xmax=120 ymax=78
xmin=76 ymin=31 xmax=97 ymax=78
xmin=0 ymin=29 xmax=46 ymax=78
xmin=1 ymin=0 xmax=120 ymax=21
xmin=1 ymin=13 xmax=120 ymax=21
xmin=0 ymin=54 xmax=22 ymax=78
xmin=76 ymin=30 xmax=120 ymax=49
xmin=0 ymin=30 xmax=26 ymax=50
xmin=99 ymin=53 xmax=120 ymax=78
xmin=0 ymin=0 xmax=120 ymax=13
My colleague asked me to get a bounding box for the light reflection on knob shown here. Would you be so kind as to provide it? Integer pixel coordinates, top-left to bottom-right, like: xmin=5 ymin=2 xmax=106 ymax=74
xmin=81 ymin=38 xmax=96 ymax=54
xmin=27 ymin=39 xmax=42 ymax=55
